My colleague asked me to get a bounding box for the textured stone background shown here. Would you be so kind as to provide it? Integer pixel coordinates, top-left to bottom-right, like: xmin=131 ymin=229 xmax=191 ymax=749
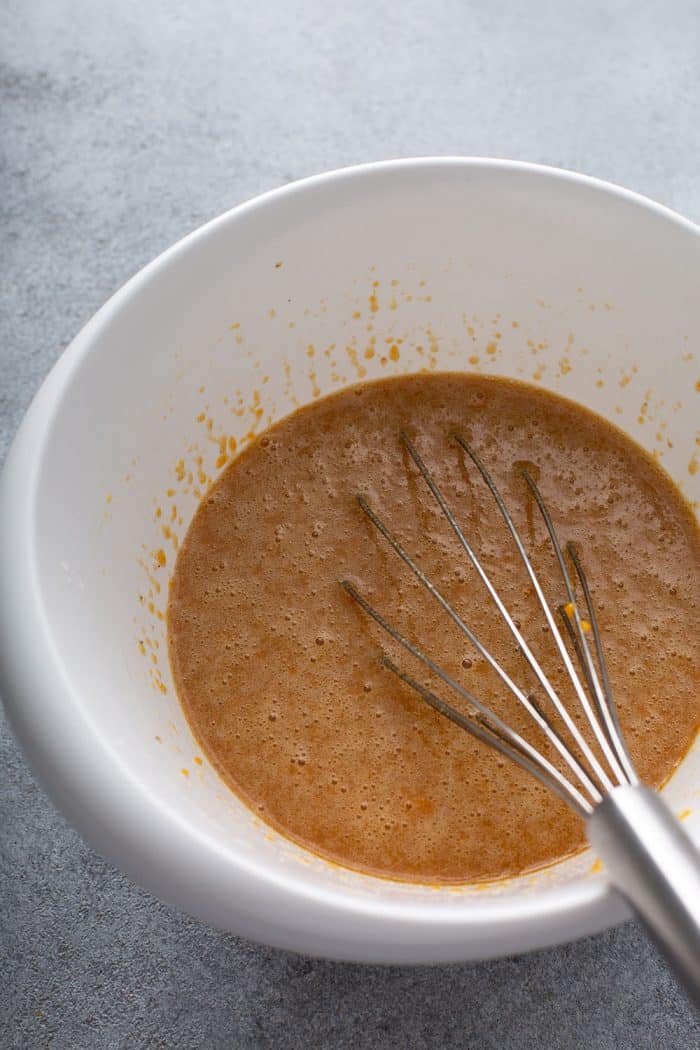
xmin=2 ymin=1 xmax=699 ymax=1046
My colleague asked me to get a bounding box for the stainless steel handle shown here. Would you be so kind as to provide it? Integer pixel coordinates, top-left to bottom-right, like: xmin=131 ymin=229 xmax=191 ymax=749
xmin=587 ymin=784 xmax=700 ymax=1009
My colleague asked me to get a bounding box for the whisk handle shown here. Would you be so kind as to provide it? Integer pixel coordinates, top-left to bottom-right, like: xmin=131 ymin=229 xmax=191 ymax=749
xmin=587 ymin=784 xmax=700 ymax=1008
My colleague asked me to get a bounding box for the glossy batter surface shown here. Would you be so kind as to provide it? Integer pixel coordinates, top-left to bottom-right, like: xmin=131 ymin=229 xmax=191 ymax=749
xmin=167 ymin=375 xmax=699 ymax=882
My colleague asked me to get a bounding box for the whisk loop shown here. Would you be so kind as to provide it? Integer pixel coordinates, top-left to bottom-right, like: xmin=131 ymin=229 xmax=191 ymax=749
xmin=342 ymin=431 xmax=635 ymax=815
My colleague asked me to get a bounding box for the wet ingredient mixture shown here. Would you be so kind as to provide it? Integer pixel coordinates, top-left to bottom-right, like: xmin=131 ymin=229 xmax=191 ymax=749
xmin=167 ymin=374 xmax=699 ymax=883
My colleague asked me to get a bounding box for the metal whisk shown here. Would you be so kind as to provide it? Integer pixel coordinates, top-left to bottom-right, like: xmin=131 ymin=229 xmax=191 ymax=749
xmin=342 ymin=431 xmax=700 ymax=1006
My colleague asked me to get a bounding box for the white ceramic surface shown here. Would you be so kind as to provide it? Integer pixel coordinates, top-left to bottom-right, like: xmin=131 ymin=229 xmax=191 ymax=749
xmin=1 ymin=159 xmax=698 ymax=963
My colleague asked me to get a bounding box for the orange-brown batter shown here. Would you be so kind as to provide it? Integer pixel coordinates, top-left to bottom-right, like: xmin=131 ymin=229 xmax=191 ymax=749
xmin=167 ymin=375 xmax=699 ymax=883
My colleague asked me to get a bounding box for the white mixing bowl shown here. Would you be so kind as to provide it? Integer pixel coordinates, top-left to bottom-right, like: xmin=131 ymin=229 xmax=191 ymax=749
xmin=1 ymin=159 xmax=698 ymax=963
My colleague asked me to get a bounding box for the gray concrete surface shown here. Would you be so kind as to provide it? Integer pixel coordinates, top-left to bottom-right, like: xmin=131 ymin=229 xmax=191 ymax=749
xmin=2 ymin=1 xmax=699 ymax=1046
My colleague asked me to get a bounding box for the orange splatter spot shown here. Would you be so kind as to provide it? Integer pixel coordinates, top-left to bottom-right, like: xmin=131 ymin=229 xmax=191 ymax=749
xmin=196 ymin=412 xmax=206 ymax=423
xmin=559 ymin=357 xmax=572 ymax=376
xmin=230 ymin=322 xmax=240 ymax=330
xmin=106 ymin=493 xmax=112 ymax=504
xmin=155 ymin=735 xmax=162 ymax=744
xmin=469 ymin=355 xmax=480 ymax=366
xmin=155 ymin=506 xmax=162 ymax=519
xmin=181 ymin=768 xmax=190 ymax=778
xmin=194 ymin=756 xmax=203 ymax=766
xmin=389 ymin=344 xmax=400 ymax=362
xmin=695 ymin=380 xmax=700 ymax=392
xmin=486 ymin=342 xmax=498 ymax=356
xmin=274 ymin=261 xmax=283 ymax=269
xmin=228 ymin=436 xmax=237 ymax=453
xmin=511 ymin=320 xmax=519 ymax=329
xmin=216 ymin=454 xmax=227 ymax=469
xmin=352 ymin=311 xmax=361 ymax=320
xmin=345 ymin=345 xmax=367 ymax=378
xmin=679 ymin=809 xmax=692 ymax=821
xmin=565 ymin=603 xmax=591 ymax=633
xmin=175 ymin=460 xmax=185 ymax=481
xmin=590 ymin=858 xmax=603 ymax=874
xmin=154 ymin=548 xmax=166 ymax=568
xmin=364 ymin=346 xmax=375 ymax=360
xmin=689 ymin=455 xmax=698 ymax=477
xmin=138 ymin=640 xmax=146 ymax=655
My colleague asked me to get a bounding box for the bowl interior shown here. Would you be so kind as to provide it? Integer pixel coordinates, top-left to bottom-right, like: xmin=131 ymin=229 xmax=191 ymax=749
xmin=22 ymin=161 xmax=700 ymax=953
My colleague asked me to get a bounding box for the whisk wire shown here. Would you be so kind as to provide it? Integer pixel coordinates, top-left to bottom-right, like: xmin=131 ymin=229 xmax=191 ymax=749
xmin=356 ymin=494 xmax=601 ymax=801
xmin=401 ymin=431 xmax=617 ymax=794
xmin=566 ymin=542 xmax=637 ymax=784
xmin=519 ymin=468 xmax=630 ymax=786
xmin=341 ymin=579 xmax=592 ymax=816
xmin=448 ymin=434 xmax=630 ymax=790
xmin=381 ymin=656 xmax=592 ymax=816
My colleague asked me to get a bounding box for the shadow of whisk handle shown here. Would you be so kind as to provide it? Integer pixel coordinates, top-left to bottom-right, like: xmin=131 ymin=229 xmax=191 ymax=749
xmin=587 ymin=785 xmax=700 ymax=1009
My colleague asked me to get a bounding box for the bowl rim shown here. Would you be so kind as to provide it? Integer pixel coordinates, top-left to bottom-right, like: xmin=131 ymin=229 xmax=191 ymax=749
xmin=1 ymin=156 xmax=698 ymax=961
